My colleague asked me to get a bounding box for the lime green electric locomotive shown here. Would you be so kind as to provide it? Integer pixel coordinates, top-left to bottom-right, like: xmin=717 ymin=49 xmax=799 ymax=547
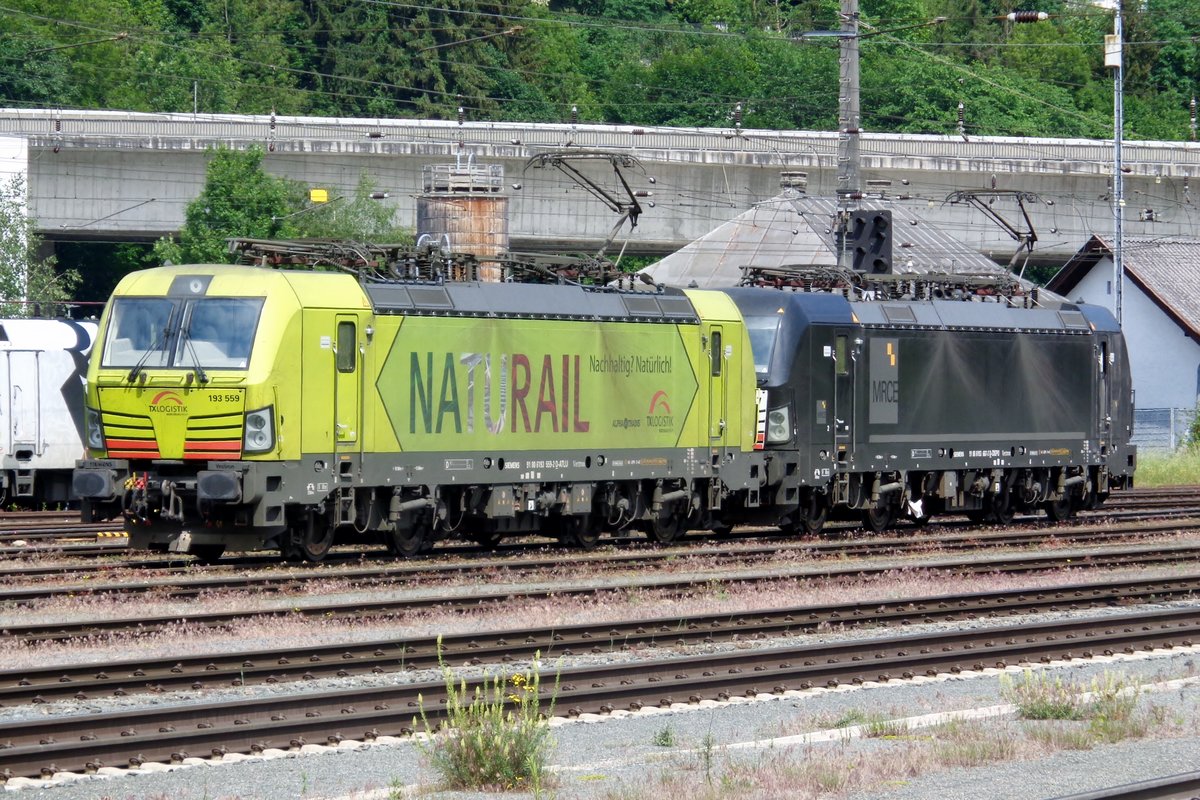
xmin=72 ymin=263 xmax=763 ymax=561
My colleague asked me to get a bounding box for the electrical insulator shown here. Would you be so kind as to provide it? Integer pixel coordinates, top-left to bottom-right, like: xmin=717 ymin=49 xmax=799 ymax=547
xmin=570 ymin=105 xmax=578 ymax=126
xmin=733 ymin=103 xmax=743 ymax=129
xmin=457 ymin=106 xmax=464 ymax=125
xmin=957 ymin=102 xmax=965 ymax=136
xmin=1191 ymin=96 xmax=1197 ymax=142
xmin=1006 ymin=11 xmax=1048 ymax=23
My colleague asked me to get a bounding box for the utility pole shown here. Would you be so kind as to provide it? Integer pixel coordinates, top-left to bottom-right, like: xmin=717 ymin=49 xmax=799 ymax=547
xmin=835 ymin=0 xmax=861 ymax=267
xmin=1106 ymin=0 xmax=1125 ymax=324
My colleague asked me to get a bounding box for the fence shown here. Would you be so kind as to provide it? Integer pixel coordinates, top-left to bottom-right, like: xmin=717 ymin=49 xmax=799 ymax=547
xmin=1132 ymin=408 xmax=1197 ymax=451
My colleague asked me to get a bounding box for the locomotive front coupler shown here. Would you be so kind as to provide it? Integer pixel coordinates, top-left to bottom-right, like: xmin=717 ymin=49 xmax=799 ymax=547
xmin=160 ymin=479 xmax=193 ymax=522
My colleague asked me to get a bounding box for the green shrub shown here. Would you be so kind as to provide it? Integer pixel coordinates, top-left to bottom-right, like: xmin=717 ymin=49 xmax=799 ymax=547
xmin=652 ymin=725 xmax=676 ymax=747
xmin=1000 ymin=671 xmax=1084 ymax=720
xmin=419 ymin=649 xmax=557 ymax=792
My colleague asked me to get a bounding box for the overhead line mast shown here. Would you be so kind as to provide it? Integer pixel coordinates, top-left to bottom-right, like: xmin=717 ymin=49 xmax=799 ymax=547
xmin=835 ymin=0 xmax=861 ymax=269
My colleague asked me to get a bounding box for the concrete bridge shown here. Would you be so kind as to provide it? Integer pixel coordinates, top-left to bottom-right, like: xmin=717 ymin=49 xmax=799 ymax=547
xmin=2 ymin=108 xmax=1200 ymax=265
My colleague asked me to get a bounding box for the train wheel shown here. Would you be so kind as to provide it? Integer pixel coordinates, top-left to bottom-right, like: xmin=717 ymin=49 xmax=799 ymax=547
xmin=286 ymin=511 xmax=336 ymax=562
xmin=993 ymin=494 xmax=1015 ymax=526
xmin=1077 ymin=488 xmax=1099 ymax=511
xmin=649 ymin=512 xmax=687 ymax=545
xmin=1043 ymin=494 xmax=1073 ymax=522
xmin=387 ymin=522 xmax=429 ymax=558
xmin=798 ymin=493 xmax=828 ymax=536
xmin=558 ymin=514 xmax=601 ymax=550
xmin=191 ymin=544 xmax=225 ymax=564
xmin=470 ymin=531 xmax=503 ymax=549
xmin=861 ymin=503 xmax=894 ymax=533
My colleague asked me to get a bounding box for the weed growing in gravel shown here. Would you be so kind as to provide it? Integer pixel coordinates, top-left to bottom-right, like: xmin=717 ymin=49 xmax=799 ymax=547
xmin=652 ymin=725 xmax=677 ymax=747
xmin=1003 ymin=669 xmax=1146 ymax=736
xmin=930 ymin=719 xmax=1019 ymax=766
xmin=417 ymin=642 xmax=558 ymax=793
xmin=1085 ymin=672 xmax=1145 ymax=743
xmin=1001 ymin=670 xmax=1085 ymax=719
xmin=863 ymin=717 xmax=912 ymax=739
xmin=699 ymin=729 xmax=717 ymax=786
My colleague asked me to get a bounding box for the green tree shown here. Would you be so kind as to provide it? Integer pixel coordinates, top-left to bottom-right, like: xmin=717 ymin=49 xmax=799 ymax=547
xmin=292 ymin=173 xmax=413 ymax=242
xmin=153 ymin=146 xmax=304 ymax=265
xmin=0 ymin=176 xmax=80 ymax=317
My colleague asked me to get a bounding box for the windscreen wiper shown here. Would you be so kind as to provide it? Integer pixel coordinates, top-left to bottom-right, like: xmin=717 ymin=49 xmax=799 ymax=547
xmin=126 ymin=327 xmax=169 ymax=382
xmin=178 ymin=324 xmax=209 ymax=384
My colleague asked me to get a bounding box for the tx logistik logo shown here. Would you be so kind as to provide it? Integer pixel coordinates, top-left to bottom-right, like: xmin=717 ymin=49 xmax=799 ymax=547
xmin=148 ymin=390 xmax=188 ymax=414
xmin=646 ymin=390 xmax=674 ymax=429
xmin=647 ymin=390 xmax=672 ymax=415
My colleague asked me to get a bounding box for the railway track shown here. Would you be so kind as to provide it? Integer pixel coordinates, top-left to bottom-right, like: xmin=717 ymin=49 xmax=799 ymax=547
xmin=6 ymin=537 xmax=1200 ymax=643
xmin=1 ymin=485 xmax=1196 ymax=564
xmin=4 ymin=572 xmax=1199 ymax=706
xmin=1051 ymin=771 xmax=1200 ymax=800
xmin=4 ymin=515 xmax=1200 ymax=605
xmin=2 ymin=606 xmax=1197 ymax=781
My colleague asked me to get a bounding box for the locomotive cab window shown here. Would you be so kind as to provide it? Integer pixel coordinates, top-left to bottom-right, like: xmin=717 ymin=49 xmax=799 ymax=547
xmin=745 ymin=316 xmax=781 ymax=376
xmin=102 ymin=296 xmax=264 ymax=370
xmin=835 ymin=335 xmax=849 ymax=375
xmin=337 ymin=321 xmax=356 ymax=373
xmin=710 ymin=331 xmax=722 ymax=377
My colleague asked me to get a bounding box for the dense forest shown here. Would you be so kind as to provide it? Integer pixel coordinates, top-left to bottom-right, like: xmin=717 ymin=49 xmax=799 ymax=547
xmin=2 ymin=0 xmax=1198 ymax=141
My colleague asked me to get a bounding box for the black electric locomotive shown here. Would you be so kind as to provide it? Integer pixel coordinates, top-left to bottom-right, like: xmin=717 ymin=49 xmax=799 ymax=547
xmin=725 ymin=284 xmax=1135 ymax=535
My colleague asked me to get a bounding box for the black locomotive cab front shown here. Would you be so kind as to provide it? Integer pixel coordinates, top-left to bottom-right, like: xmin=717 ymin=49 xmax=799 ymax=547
xmin=722 ymin=289 xmax=857 ymax=533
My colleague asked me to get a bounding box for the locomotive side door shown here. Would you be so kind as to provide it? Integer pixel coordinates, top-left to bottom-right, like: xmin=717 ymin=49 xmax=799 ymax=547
xmin=7 ymin=350 xmax=41 ymax=457
xmin=333 ymin=314 xmax=360 ymax=447
xmin=707 ymin=325 xmax=727 ymax=442
xmin=832 ymin=330 xmax=854 ymax=461
xmin=1096 ymin=338 xmax=1112 ymax=443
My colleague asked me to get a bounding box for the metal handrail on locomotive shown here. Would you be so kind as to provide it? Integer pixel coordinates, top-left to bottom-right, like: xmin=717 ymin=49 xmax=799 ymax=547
xmin=72 ymin=240 xmax=1136 ymax=562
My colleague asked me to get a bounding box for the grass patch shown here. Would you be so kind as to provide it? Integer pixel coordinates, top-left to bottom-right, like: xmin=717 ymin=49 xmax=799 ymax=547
xmin=418 ymin=646 xmax=557 ymax=793
xmin=652 ymin=725 xmax=677 ymax=747
xmin=601 ymin=670 xmax=1190 ymax=799
xmin=931 ymin=719 xmax=1019 ymax=766
xmin=1001 ymin=671 xmax=1086 ymax=720
xmin=1134 ymin=449 xmax=1200 ymax=487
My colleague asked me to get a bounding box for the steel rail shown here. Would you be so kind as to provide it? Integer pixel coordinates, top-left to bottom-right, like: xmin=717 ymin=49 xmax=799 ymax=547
xmin=5 ymin=516 xmax=1200 ymax=606
xmin=4 ymin=539 xmax=1200 ymax=644
xmin=4 ymin=572 xmax=1200 ymax=706
xmin=1046 ymin=771 xmax=1200 ymax=800
xmin=0 ymin=495 xmax=1192 ymax=570
xmin=2 ymin=607 xmax=1197 ymax=781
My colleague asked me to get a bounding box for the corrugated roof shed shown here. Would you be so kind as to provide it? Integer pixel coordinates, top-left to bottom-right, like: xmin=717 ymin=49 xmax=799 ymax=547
xmin=643 ymin=194 xmax=1016 ymax=288
xmin=1047 ymin=235 xmax=1200 ymax=341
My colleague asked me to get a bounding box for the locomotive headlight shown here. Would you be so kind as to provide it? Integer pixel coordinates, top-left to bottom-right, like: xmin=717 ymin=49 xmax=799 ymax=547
xmin=766 ymin=406 xmax=791 ymax=443
xmin=243 ymin=406 xmax=275 ymax=453
xmin=84 ymin=407 xmax=105 ymax=449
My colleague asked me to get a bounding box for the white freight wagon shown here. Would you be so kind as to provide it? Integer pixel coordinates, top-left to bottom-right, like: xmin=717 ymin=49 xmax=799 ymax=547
xmin=0 ymin=319 xmax=96 ymax=506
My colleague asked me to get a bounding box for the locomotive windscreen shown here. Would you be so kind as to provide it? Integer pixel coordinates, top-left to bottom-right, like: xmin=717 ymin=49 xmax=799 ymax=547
xmin=744 ymin=315 xmax=782 ymax=377
xmin=102 ymin=296 xmax=264 ymax=371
